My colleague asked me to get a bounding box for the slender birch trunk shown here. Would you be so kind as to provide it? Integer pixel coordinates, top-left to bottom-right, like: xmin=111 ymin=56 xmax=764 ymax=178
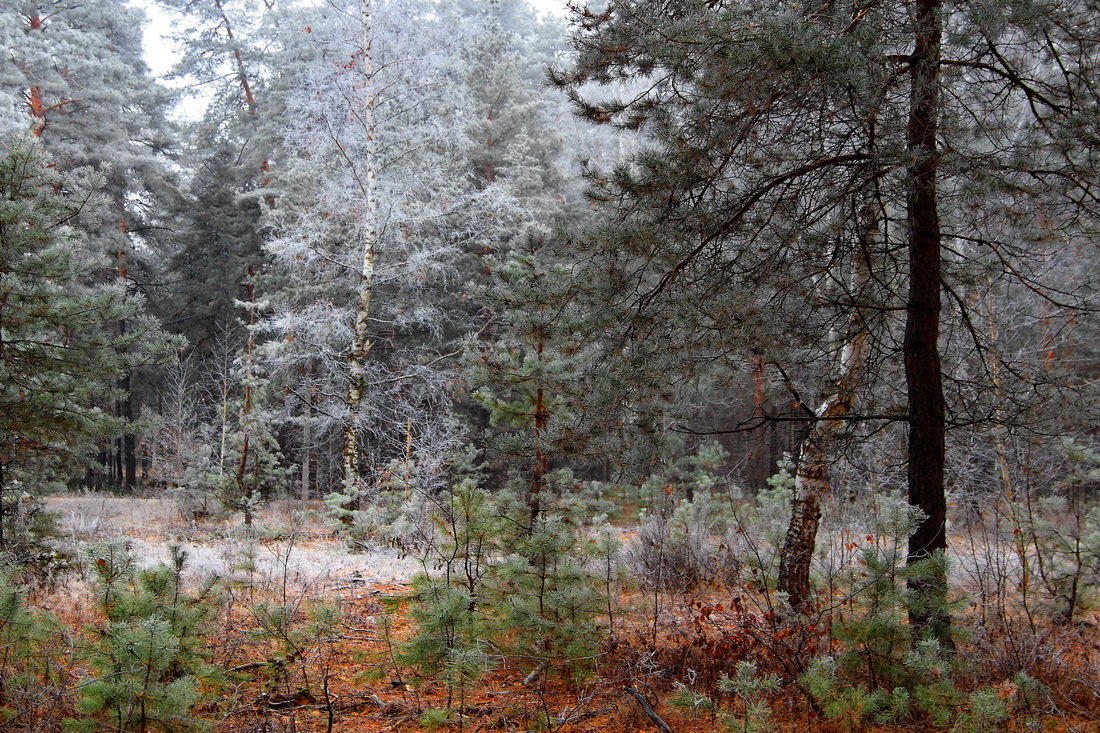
xmin=340 ymin=0 xmax=379 ymax=503
xmin=777 ymin=227 xmax=874 ymax=611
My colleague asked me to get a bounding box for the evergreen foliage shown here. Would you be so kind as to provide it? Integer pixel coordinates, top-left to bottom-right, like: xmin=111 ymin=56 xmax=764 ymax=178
xmin=0 ymin=140 xmax=174 ymax=535
xmin=3 ymin=0 xmax=183 ymax=491
xmin=0 ymin=567 xmax=66 ymax=727
xmin=246 ymin=597 xmax=342 ymax=701
xmin=0 ymin=1 xmax=1097 ymax=729
xmin=399 ymin=476 xmax=612 ymax=716
xmin=69 ymin=545 xmax=221 ymax=732
xmin=716 ymin=661 xmax=781 ymax=733
xmin=550 ymin=0 xmax=1100 ymax=636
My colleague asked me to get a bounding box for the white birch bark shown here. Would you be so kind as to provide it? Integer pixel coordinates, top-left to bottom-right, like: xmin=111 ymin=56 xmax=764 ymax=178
xmin=341 ymin=0 xmax=379 ymax=499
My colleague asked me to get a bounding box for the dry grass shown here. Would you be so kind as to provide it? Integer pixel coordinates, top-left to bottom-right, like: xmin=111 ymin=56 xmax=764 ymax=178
xmin=44 ymin=495 xmax=421 ymax=591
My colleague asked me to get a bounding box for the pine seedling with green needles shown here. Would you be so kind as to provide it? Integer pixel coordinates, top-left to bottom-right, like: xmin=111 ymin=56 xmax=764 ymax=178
xmin=399 ymin=481 xmax=502 ymax=710
xmin=68 ymin=545 xmax=222 ymax=732
xmin=801 ymin=657 xmax=884 ymax=731
xmin=400 ymin=575 xmax=491 ymax=687
xmin=490 ymin=512 xmax=605 ymax=675
xmin=666 ymin=682 xmax=716 ymax=717
xmin=0 ymin=567 xmax=67 ymax=727
xmin=717 ymin=661 xmax=781 ymax=733
xmin=246 ymin=596 xmax=341 ymax=699
xmin=952 ymin=688 xmax=1008 ymax=733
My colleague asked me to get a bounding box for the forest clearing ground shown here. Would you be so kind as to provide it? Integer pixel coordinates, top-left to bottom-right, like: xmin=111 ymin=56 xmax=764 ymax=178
xmin=22 ymin=496 xmax=1099 ymax=732
xmin=44 ymin=496 xmax=420 ymax=589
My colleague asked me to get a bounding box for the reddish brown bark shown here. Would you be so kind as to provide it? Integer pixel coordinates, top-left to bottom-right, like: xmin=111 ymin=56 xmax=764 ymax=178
xmin=212 ymin=0 xmax=275 ymax=206
xmin=904 ymin=0 xmax=951 ymax=642
xmin=235 ymin=268 xmax=257 ymax=525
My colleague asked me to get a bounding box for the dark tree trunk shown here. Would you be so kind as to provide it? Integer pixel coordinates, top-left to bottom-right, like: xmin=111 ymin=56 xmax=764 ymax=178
xmin=904 ymin=0 xmax=952 ymax=644
xmin=0 ymin=461 xmax=6 ymax=549
xmin=120 ymin=371 xmax=137 ymax=492
xmin=529 ymin=341 xmax=549 ymax=529
xmin=745 ymin=357 xmax=770 ymax=490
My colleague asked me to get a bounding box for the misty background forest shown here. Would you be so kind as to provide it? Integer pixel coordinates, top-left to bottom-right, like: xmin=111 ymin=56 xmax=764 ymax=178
xmin=1 ymin=0 xmax=1098 ymax=730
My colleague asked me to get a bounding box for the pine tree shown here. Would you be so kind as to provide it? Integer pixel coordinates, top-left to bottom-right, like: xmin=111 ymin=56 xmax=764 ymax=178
xmin=156 ymin=0 xmax=283 ymax=361
xmin=1 ymin=0 xmax=181 ymax=491
xmin=70 ymin=545 xmax=221 ymax=732
xmin=551 ymin=0 xmax=1100 ymax=637
xmin=0 ymin=140 xmax=173 ymax=547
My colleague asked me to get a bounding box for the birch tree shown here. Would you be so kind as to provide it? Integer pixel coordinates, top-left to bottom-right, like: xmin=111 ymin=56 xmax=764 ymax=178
xmin=339 ymin=0 xmax=381 ymax=499
xmin=262 ymin=0 xmax=514 ymax=503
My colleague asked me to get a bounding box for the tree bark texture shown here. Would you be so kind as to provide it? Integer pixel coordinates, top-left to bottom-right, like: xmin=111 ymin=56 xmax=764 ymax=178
xmin=341 ymin=0 xmax=379 ymax=502
xmin=904 ymin=0 xmax=951 ymax=642
xmin=235 ymin=269 xmax=256 ymax=525
xmin=778 ymin=244 xmax=872 ymax=611
xmin=116 ymin=249 xmax=138 ymax=492
xmin=529 ymin=340 xmax=549 ymax=528
xmin=301 ymin=379 xmax=313 ymax=501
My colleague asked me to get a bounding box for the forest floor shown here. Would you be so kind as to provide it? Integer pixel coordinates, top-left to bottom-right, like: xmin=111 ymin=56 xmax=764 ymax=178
xmin=20 ymin=496 xmax=1100 ymax=732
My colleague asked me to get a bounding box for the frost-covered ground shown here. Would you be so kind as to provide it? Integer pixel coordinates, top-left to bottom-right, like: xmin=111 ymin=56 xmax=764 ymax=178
xmin=45 ymin=496 xmax=420 ymax=591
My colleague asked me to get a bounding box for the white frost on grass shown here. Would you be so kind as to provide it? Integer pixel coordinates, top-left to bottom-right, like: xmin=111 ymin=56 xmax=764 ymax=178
xmin=45 ymin=496 xmax=420 ymax=592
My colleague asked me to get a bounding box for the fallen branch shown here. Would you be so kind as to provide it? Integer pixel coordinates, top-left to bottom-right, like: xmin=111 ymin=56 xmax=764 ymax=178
xmin=624 ymin=687 xmax=674 ymax=733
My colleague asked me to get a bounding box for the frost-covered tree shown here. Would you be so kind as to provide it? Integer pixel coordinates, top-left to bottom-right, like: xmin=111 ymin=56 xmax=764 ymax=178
xmin=460 ymin=1 xmax=565 ymax=190
xmin=0 ymin=0 xmax=178 ymax=276
xmin=260 ymin=0 xmax=517 ymax=503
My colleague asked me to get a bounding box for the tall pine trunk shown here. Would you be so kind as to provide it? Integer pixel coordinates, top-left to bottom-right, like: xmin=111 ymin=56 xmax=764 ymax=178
xmin=904 ymin=0 xmax=951 ymax=644
xmin=212 ymin=0 xmax=274 ymax=206
xmin=115 ymin=248 xmax=137 ymax=492
xmin=235 ymin=269 xmax=257 ymax=526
